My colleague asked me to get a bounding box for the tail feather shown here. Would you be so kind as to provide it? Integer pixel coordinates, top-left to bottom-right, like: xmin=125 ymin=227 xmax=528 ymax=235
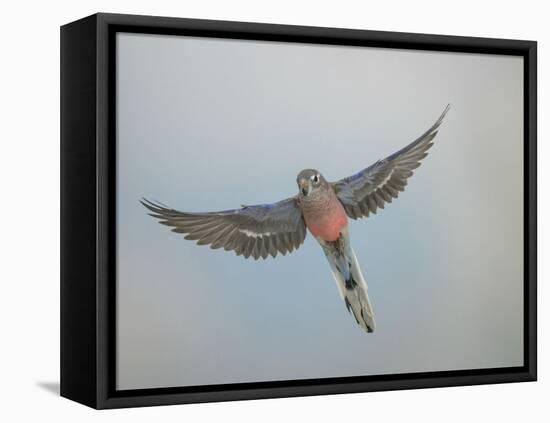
xmin=321 ymin=231 xmax=375 ymax=333
xmin=346 ymin=247 xmax=375 ymax=332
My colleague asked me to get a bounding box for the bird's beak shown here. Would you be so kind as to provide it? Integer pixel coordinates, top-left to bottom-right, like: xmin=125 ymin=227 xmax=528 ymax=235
xmin=299 ymin=180 xmax=310 ymax=196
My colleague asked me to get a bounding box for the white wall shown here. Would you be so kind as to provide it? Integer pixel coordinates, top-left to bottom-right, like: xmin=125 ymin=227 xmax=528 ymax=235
xmin=1 ymin=0 xmax=546 ymax=421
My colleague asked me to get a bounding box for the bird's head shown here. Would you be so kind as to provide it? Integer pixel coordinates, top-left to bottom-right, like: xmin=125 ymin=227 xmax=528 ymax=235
xmin=296 ymin=169 xmax=327 ymax=197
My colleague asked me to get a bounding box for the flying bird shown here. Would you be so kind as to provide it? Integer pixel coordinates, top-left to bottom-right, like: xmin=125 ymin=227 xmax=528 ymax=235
xmin=142 ymin=106 xmax=450 ymax=333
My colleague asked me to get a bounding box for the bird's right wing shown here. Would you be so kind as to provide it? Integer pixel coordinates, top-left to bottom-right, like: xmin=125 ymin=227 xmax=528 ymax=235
xmin=332 ymin=105 xmax=449 ymax=219
xmin=141 ymin=197 xmax=307 ymax=260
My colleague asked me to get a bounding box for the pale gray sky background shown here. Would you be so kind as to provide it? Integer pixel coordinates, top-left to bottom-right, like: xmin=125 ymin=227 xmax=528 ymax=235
xmin=116 ymin=32 xmax=524 ymax=390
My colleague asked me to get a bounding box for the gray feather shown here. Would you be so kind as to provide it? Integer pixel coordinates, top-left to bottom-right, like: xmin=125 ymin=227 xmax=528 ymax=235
xmin=332 ymin=105 xmax=449 ymax=220
xmin=141 ymin=196 xmax=307 ymax=260
xmin=318 ymin=228 xmax=375 ymax=333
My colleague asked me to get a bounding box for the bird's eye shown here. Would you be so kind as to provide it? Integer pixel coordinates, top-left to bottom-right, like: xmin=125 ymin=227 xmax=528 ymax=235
xmin=313 ymin=174 xmax=319 ymax=183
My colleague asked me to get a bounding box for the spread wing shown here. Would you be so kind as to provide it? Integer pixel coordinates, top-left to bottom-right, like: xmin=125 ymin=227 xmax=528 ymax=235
xmin=141 ymin=197 xmax=307 ymax=260
xmin=332 ymin=105 xmax=450 ymax=219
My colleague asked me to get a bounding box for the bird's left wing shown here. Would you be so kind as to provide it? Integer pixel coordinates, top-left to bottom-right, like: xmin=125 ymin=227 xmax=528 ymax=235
xmin=332 ymin=105 xmax=450 ymax=219
xmin=141 ymin=197 xmax=307 ymax=260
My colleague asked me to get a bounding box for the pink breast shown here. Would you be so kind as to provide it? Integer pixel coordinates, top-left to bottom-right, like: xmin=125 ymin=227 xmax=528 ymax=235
xmin=305 ymin=201 xmax=348 ymax=242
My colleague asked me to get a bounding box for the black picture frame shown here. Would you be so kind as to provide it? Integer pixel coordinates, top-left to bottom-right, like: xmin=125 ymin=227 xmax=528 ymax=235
xmin=60 ymin=12 xmax=537 ymax=409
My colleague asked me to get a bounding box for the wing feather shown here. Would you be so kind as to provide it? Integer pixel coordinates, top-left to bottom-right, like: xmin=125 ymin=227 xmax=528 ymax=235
xmin=332 ymin=105 xmax=449 ymax=219
xmin=141 ymin=196 xmax=307 ymax=260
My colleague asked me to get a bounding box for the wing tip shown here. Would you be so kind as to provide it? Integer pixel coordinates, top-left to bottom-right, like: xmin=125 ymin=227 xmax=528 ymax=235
xmin=434 ymin=103 xmax=451 ymax=128
xmin=140 ymin=197 xmax=171 ymax=212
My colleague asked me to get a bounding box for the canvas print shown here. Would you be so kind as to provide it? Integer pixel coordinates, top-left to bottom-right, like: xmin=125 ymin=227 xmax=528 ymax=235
xmin=142 ymin=106 xmax=450 ymax=334
xmin=116 ymin=33 xmax=523 ymax=390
